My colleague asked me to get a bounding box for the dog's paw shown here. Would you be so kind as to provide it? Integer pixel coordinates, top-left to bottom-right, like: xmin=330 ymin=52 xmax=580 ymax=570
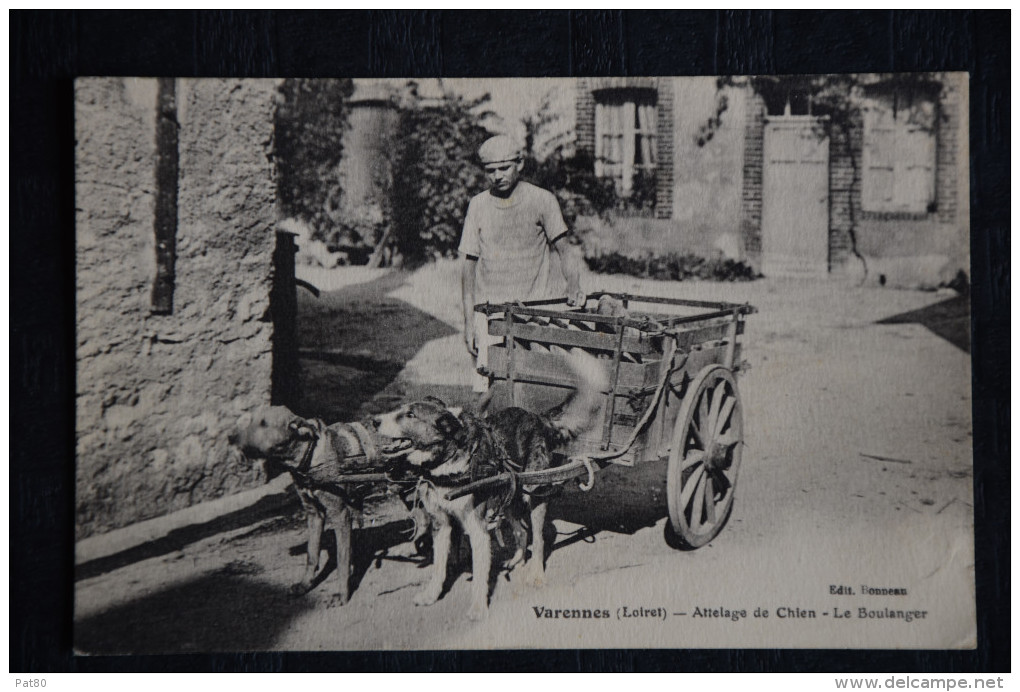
xmin=326 ymin=593 xmax=349 ymax=609
xmin=289 ymin=581 xmax=313 ymax=598
xmin=386 ymin=542 xmax=420 ymax=559
xmin=504 ymin=548 xmax=525 ymax=571
xmin=414 ymin=589 xmax=441 ymax=607
xmin=466 ymin=603 xmax=489 ymax=621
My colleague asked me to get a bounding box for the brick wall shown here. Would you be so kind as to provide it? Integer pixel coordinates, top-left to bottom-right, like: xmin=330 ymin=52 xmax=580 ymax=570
xmin=827 ymin=121 xmax=858 ymax=269
xmin=739 ymin=91 xmax=765 ymax=266
xmin=575 ymin=78 xmax=596 ymax=156
xmin=75 ymin=78 xmax=281 ymax=538
xmin=935 ymin=80 xmax=962 ymax=225
xmin=654 ymin=78 xmax=674 ymax=219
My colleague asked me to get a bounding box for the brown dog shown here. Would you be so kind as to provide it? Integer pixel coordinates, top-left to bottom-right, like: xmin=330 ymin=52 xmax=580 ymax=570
xmin=230 ymin=406 xmax=370 ymax=607
xmin=372 ymin=349 xmax=608 ymax=619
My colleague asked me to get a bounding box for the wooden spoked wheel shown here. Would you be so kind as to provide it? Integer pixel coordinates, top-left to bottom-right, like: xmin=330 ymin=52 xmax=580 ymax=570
xmin=667 ymin=365 xmax=743 ymax=548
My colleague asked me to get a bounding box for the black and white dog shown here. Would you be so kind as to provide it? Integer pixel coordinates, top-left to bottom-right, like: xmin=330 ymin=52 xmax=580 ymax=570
xmin=373 ymin=349 xmax=607 ymax=619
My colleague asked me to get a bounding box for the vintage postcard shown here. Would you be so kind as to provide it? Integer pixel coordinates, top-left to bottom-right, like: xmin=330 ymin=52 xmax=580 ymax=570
xmin=74 ymin=75 xmax=974 ymax=652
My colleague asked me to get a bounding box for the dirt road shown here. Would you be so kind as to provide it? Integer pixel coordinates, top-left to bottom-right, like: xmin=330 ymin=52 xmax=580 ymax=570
xmin=75 ymin=261 xmax=974 ymax=652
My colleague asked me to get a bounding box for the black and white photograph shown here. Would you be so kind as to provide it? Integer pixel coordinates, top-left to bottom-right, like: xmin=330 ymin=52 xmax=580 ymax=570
xmin=71 ymin=73 xmax=975 ymax=653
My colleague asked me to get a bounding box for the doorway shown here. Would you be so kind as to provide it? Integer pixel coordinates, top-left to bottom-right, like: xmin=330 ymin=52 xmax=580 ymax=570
xmin=761 ymin=117 xmax=830 ymax=277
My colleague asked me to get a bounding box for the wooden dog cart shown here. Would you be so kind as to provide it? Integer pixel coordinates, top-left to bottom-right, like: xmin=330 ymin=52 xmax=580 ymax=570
xmin=461 ymin=291 xmax=757 ymax=548
xmin=302 ymin=291 xmax=756 ymax=602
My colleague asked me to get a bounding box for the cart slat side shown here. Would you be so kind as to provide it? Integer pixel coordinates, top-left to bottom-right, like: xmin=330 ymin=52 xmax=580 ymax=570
xmin=489 ymin=346 xmax=652 ymax=389
xmin=488 ymin=319 xmax=657 ymax=354
xmin=635 ymin=346 xmax=709 ymax=461
xmin=570 ymin=425 xmax=649 ymax=465
xmin=482 ymin=304 xmax=746 ymax=330
xmin=600 ymin=323 xmax=628 ymax=449
xmin=476 ymin=293 xmax=755 ymax=315
xmin=484 ymin=325 xmax=744 ymax=388
xmin=671 ymin=320 xmax=745 ymax=350
xmin=478 ymin=294 xmax=754 ymax=468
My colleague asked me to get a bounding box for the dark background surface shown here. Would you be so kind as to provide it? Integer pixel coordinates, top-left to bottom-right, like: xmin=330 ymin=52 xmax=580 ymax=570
xmin=11 ymin=9 xmax=1009 ymax=673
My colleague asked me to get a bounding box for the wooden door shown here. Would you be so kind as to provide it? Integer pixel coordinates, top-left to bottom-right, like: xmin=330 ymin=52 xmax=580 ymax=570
xmin=762 ymin=117 xmax=830 ymax=277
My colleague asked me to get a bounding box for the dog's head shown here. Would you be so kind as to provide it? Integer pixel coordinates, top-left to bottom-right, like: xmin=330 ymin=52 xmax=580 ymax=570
xmin=229 ymin=405 xmax=319 ymax=467
xmin=372 ymin=397 xmax=464 ymax=466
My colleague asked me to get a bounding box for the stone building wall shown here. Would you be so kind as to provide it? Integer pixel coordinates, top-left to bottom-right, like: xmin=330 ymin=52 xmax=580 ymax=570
xmin=75 ymin=78 xmax=281 ymax=539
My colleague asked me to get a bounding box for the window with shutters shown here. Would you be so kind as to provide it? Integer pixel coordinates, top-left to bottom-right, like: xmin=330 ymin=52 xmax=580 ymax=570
xmin=861 ymin=91 xmax=937 ymax=214
xmin=594 ymin=89 xmax=657 ymax=197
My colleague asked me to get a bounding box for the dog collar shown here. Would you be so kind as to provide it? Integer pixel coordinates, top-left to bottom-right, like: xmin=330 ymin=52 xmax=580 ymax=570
xmin=295 ymin=435 xmax=318 ymax=473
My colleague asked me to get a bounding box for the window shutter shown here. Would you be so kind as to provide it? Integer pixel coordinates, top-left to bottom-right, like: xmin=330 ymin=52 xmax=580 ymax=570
xmin=895 ymin=96 xmax=936 ymax=212
xmin=862 ymin=91 xmax=937 ymax=213
xmin=862 ymin=97 xmax=896 ymax=211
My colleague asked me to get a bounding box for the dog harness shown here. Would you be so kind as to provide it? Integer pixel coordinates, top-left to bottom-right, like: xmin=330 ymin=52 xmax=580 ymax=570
xmin=406 ymin=414 xmax=526 ymax=535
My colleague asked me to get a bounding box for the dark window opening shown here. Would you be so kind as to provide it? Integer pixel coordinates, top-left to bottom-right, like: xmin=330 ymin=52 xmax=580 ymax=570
xmin=764 ymin=87 xmax=813 ymax=117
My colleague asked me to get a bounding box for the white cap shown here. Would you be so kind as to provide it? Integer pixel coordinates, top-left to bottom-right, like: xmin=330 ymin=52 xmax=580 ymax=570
xmin=478 ymin=135 xmax=523 ymax=164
